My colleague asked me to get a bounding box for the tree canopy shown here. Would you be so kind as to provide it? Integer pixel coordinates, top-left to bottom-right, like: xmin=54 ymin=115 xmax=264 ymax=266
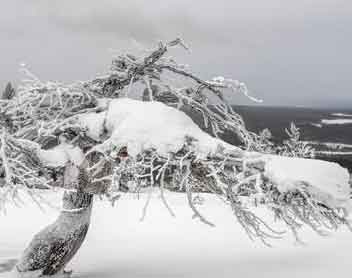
xmin=0 ymin=39 xmax=351 ymax=246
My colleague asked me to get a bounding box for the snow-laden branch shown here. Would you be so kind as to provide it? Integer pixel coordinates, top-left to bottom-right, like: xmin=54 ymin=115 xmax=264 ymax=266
xmin=75 ymin=98 xmax=350 ymax=244
xmin=0 ymin=131 xmax=52 ymax=211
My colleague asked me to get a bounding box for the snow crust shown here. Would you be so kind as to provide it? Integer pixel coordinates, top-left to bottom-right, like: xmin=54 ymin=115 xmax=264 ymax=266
xmin=264 ymin=155 xmax=351 ymax=205
xmin=78 ymin=98 xmax=235 ymax=157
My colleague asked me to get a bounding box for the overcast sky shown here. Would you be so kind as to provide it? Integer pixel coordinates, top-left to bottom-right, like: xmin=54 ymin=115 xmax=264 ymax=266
xmin=1 ymin=0 xmax=351 ymax=108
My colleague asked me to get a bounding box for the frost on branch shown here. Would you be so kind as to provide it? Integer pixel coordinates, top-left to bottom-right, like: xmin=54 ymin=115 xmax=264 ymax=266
xmin=0 ymin=39 xmax=351 ymax=245
xmin=253 ymin=123 xmax=315 ymax=158
xmin=281 ymin=122 xmax=315 ymax=158
xmin=0 ymin=132 xmax=51 ymax=211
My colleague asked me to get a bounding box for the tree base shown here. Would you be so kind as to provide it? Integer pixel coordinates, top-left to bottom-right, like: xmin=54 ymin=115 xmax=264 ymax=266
xmin=15 ymin=191 xmax=93 ymax=277
xmin=10 ymin=269 xmax=72 ymax=278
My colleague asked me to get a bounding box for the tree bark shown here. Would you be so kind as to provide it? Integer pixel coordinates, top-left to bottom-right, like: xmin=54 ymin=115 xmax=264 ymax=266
xmin=15 ymin=190 xmax=93 ymax=277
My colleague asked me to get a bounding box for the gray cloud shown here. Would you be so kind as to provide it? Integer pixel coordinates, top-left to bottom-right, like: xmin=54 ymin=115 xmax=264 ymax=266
xmin=1 ymin=0 xmax=351 ymax=107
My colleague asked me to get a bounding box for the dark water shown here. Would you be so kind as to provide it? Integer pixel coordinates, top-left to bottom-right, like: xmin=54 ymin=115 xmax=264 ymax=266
xmin=187 ymin=105 xmax=352 ymax=171
xmin=232 ymin=106 xmax=352 ymax=171
xmin=233 ymin=106 xmax=352 ymax=145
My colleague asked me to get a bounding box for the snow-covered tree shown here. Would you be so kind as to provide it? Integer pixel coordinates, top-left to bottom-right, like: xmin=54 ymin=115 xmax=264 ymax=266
xmin=1 ymin=82 xmax=16 ymax=100
xmin=0 ymin=39 xmax=351 ymax=277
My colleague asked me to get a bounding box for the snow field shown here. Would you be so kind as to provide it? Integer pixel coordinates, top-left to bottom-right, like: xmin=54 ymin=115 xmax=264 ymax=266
xmin=1 ymin=190 xmax=352 ymax=278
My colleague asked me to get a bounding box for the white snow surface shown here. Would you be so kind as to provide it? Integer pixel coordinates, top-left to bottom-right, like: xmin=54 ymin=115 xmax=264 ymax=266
xmin=310 ymin=123 xmax=322 ymax=128
xmin=38 ymin=143 xmax=84 ymax=167
xmin=78 ymin=98 xmax=235 ymax=158
xmin=1 ymin=191 xmax=352 ymax=278
xmin=264 ymin=155 xmax=351 ymax=206
xmin=77 ymin=112 xmax=106 ymax=141
xmin=305 ymin=141 xmax=352 ymax=149
xmin=331 ymin=113 xmax=352 ymax=117
xmin=321 ymin=118 xmax=352 ymax=125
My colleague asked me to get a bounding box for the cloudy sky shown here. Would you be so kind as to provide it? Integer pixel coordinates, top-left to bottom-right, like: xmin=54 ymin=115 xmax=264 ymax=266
xmin=1 ymin=0 xmax=351 ymax=107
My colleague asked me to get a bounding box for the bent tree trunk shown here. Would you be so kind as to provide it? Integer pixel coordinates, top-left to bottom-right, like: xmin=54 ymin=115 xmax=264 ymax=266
xmin=15 ymin=190 xmax=93 ymax=276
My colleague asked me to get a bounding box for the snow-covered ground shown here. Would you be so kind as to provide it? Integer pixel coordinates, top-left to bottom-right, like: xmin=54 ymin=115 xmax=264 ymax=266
xmin=304 ymin=141 xmax=352 ymax=156
xmin=331 ymin=113 xmax=352 ymax=117
xmin=321 ymin=119 xmax=352 ymax=125
xmin=306 ymin=141 xmax=352 ymax=150
xmin=1 ymin=190 xmax=352 ymax=278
